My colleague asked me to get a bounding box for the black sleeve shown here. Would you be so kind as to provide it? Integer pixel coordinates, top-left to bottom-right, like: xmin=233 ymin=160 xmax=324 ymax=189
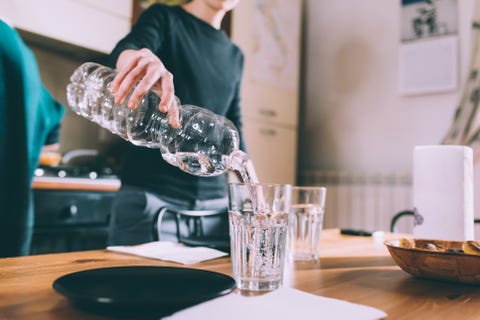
xmin=107 ymin=4 xmax=168 ymax=68
xmin=226 ymin=55 xmax=247 ymax=153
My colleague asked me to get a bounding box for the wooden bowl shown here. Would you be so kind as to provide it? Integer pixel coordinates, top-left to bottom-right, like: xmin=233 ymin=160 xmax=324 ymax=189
xmin=385 ymin=238 xmax=480 ymax=284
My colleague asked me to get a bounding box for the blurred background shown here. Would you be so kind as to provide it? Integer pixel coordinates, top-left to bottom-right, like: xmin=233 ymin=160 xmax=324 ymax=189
xmin=1 ymin=0 xmax=477 ymax=252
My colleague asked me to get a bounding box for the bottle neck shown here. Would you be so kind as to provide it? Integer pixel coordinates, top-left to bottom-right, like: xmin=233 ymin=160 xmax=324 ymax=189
xmin=228 ymin=150 xmax=259 ymax=184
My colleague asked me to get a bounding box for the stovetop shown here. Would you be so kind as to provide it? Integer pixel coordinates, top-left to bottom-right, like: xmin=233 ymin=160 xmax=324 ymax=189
xmin=34 ymin=165 xmax=116 ymax=180
xmin=33 ymin=165 xmax=121 ymax=191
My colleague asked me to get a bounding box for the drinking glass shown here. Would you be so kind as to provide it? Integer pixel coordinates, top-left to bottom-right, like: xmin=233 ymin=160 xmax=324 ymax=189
xmin=288 ymin=186 xmax=326 ymax=261
xmin=228 ymin=183 xmax=291 ymax=291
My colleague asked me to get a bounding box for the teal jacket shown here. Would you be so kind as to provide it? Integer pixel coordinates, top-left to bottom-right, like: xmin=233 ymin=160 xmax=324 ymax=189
xmin=0 ymin=19 xmax=64 ymax=257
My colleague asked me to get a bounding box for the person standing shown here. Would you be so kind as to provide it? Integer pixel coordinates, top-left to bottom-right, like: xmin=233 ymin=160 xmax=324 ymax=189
xmin=107 ymin=0 xmax=245 ymax=245
xmin=0 ymin=19 xmax=65 ymax=257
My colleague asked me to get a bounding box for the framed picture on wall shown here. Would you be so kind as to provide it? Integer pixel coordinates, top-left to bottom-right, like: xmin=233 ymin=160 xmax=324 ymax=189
xmin=398 ymin=0 xmax=458 ymax=96
xmin=400 ymin=0 xmax=458 ymax=42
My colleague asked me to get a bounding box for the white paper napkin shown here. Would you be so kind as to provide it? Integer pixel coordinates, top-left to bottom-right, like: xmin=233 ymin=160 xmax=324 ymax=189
xmin=106 ymin=241 xmax=228 ymax=265
xmin=164 ymin=287 xmax=387 ymax=320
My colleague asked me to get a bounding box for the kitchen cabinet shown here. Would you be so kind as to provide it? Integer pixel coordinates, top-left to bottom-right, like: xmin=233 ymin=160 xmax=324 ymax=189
xmin=0 ymin=0 xmax=132 ymax=54
xmin=243 ymin=117 xmax=298 ymax=184
xmin=231 ymin=0 xmax=303 ymax=184
xmin=30 ymin=162 xmax=121 ymax=254
xmin=31 ymin=187 xmax=117 ymax=254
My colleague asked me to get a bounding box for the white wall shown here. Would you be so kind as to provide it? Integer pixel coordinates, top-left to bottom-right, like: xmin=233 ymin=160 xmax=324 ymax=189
xmin=300 ymin=0 xmax=475 ymax=173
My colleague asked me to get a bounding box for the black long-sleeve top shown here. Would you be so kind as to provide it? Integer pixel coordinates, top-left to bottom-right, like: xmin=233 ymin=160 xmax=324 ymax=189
xmin=108 ymin=4 xmax=245 ymax=202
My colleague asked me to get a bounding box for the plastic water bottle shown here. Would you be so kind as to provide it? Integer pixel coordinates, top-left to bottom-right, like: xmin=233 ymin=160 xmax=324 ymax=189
xmin=66 ymin=62 xmax=246 ymax=177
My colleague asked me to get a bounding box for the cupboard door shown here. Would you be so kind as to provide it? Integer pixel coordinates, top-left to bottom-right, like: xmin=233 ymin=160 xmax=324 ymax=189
xmin=0 ymin=0 xmax=132 ymax=54
xmin=243 ymin=118 xmax=297 ymax=184
xmin=231 ymin=0 xmax=302 ymax=127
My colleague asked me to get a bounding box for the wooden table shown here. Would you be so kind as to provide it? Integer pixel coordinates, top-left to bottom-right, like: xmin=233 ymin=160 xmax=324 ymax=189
xmin=1 ymin=229 xmax=480 ymax=319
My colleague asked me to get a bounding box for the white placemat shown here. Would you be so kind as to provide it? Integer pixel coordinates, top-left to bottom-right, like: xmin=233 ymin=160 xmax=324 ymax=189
xmin=107 ymin=241 xmax=228 ymax=265
xmin=164 ymin=287 xmax=387 ymax=320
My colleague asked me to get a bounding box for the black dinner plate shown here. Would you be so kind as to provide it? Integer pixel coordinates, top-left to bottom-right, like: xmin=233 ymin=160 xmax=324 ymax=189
xmin=53 ymin=266 xmax=236 ymax=319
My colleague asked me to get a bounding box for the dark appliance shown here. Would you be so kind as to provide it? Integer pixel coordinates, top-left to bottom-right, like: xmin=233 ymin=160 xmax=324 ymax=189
xmin=31 ymin=164 xmax=119 ymax=254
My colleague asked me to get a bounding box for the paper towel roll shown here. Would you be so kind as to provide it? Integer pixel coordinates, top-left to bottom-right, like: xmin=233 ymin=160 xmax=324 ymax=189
xmin=413 ymin=145 xmax=474 ymax=241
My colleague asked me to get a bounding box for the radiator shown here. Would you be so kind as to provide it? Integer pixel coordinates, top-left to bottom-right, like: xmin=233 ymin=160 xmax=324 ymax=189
xmin=300 ymin=171 xmax=413 ymax=233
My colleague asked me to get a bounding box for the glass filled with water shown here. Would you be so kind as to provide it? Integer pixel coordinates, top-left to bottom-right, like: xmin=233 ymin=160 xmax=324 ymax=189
xmin=228 ymin=183 xmax=291 ymax=291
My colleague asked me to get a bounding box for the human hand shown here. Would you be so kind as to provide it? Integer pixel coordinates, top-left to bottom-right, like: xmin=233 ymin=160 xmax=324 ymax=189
xmin=109 ymin=48 xmax=180 ymax=128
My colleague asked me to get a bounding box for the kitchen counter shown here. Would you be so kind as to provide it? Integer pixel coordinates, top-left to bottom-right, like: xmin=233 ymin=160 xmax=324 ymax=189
xmin=32 ymin=176 xmax=121 ymax=192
